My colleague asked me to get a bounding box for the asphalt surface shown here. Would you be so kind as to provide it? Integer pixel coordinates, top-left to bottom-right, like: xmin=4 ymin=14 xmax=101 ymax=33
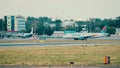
xmin=0 ymin=38 xmax=120 ymax=47
xmin=0 ymin=36 xmax=120 ymax=47
xmin=0 ymin=41 xmax=120 ymax=47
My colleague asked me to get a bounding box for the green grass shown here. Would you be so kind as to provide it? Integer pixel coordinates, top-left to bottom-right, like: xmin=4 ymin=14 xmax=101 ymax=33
xmin=0 ymin=45 xmax=120 ymax=66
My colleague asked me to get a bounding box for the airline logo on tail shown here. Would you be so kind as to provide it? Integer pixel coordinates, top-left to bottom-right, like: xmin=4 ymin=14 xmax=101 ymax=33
xmin=100 ymin=25 xmax=107 ymax=33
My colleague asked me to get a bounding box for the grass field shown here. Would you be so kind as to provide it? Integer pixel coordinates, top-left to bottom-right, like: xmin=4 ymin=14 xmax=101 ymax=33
xmin=0 ymin=45 xmax=120 ymax=66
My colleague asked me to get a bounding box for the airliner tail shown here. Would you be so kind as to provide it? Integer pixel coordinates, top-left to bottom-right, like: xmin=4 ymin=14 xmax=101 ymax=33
xmin=30 ymin=27 xmax=33 ymax=34
xmin=100 ymin=25 xmax=107 ymax=33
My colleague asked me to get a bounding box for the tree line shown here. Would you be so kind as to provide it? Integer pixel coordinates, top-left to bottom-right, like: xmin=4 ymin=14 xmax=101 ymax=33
xmin=0 ymin=16 xmax=120 ymax=36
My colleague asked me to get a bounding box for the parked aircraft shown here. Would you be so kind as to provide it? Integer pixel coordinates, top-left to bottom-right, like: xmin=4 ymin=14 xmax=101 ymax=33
xmin=63 ymin=25 xmax=109 ymax=40
xmin=21 ymin=27 xmax=33 ymax=38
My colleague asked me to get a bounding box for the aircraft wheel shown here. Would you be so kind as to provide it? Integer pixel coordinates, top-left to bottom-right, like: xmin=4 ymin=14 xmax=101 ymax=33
xmin=74 ymin=38 xmax=78 ymax=40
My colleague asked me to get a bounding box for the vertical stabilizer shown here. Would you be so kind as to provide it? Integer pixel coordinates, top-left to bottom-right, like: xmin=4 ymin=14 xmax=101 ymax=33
xmin=100 ymin=25 xmax=107 ymax=33
xmin=30 ymin=27 xmax=33 ymax=34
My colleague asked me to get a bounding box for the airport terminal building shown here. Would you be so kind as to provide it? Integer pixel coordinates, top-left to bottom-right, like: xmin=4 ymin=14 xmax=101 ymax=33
xmin=4 ymin=15 xmax=26 ymax=32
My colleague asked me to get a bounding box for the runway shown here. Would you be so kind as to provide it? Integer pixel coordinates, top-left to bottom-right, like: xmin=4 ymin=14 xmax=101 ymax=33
xmin=0 ymin=35 xmax=120 ymax=47
xmin=0 ymin=40 xmax=120 ymax=47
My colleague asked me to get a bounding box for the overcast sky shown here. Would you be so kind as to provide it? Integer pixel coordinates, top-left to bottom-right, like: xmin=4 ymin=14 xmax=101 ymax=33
xmin=0 ymin=0 xmax=120 ymax=20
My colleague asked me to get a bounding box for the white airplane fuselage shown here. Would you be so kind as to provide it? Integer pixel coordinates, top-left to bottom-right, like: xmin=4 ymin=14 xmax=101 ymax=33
xmin=63 ymin=25 xmax=109 ymax=40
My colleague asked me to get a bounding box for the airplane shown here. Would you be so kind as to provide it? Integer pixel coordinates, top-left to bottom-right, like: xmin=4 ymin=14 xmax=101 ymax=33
xmin=88 ymin=25 xmax=109 ymax=38
xmin=63 ymin=25 xmax=109 ymax=40
xmin=21 ymin=27 xmax=33 ymax=38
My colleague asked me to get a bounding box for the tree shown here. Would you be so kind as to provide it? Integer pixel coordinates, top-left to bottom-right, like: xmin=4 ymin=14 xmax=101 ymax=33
xmin=107 ymin=27 xmax=116 ymax=35
xmin=55 ymin=19 xmax=62 ymax=31
xmin=44 ymin=26 xmax=54 ymax=36
xmin=25 ymin=17 xmax=34 ymax=33
xmin=115 ymin=16 xmax=120 ymax=28
xmin=35 ymin=22 xmax=44 ymax=35
xmin=25 ymin=16 xmax=120 ymax=35
xmin=0 ymin=19 xmax=3 ymax=31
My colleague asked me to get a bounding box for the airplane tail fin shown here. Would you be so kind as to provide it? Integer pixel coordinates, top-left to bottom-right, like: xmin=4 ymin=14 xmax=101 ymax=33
xmin=100 ymin=25 xmax=107 ymax=33
xmin=30 ymin=27 xmax=33 ymax=34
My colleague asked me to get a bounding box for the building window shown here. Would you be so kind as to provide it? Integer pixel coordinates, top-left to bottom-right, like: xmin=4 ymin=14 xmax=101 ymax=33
xmin=18 ymin=25 xmax=25 ymax=28
xmin=7 ymin=28 xmax=11 ymax=30
xmin=8 ymin=17 xmax=10 ymax=19
xmin=8 ymin=22 xmax=10 ymax=24
xmin=17 ymin=20 xmax=25 ymax=22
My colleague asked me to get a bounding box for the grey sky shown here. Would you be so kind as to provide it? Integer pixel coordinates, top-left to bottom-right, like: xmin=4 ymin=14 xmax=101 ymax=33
xmin=0 ymin=0 xmax=120 ymax=20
